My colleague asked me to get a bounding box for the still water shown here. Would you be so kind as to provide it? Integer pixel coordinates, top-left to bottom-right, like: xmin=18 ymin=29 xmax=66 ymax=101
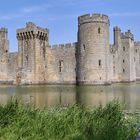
xmin=0 ymin=82 xmax=140 ymax=111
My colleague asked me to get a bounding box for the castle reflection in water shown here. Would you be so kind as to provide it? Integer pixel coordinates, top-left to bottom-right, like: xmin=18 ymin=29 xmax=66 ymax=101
xmin=0 ymin=83 xmax=140 ymax=111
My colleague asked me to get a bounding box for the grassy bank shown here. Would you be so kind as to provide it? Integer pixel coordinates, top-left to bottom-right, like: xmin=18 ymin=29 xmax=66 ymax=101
xmin=0 ymin=99 xmax=138 ymax=140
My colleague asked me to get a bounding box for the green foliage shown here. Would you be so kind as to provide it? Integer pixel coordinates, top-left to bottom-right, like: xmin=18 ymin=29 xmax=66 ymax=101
xmin=0 ymin=99 xmax=138 ymax=140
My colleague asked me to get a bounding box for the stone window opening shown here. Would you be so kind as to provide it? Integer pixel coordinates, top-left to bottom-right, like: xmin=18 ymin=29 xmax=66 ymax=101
xmin=123 ymin=69 xmax=125 ymax=73
xmin=113 ymin=69 xmax=115 ymax=75
xmin=98 ymin=28 xmax=101 ymax=34
xmin=83 ymin=44 xmax=85 ymax=50
xmin=123 ymin=59 xmax=125 ymax=63
xmin=136 ymin=49 xmax=137 ymax=53
xmin=5 ymin=50 xmax=8 ymax=53
xmin=123 ymin=46 xmax=125 ymax=51
xmin=99 ymin=60 xmax=101 ymax=67
xmin=59 ymin=60 xmax=63 ymax=73
xmin=100 ymin=77 xmax=102 ymax=80
xmin=43 ymin=46 xmax=46 ymax=60
xmin=26 ymin=55 xmax=28 ymax=61
xmin=59 ymin=67 xmax=62 ymax=73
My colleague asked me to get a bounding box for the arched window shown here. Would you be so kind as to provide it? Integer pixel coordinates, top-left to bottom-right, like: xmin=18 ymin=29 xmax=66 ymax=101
xmin=98 ymin=28 xmax=101 ymax=34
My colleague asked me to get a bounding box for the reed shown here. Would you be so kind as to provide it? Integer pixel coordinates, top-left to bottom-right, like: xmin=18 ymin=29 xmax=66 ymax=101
xmin=0 ymin=99 xmax=138 ymax=140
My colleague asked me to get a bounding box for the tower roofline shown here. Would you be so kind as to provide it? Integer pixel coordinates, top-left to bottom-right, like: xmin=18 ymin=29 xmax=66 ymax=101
xmin=113 ymin=26 xmax=121 ymax=31
xmin=0 ymin=27 xmax=8 ymax=33
xmin=78 ymin=13 xmax=109 ymax=25
xmin=16 ymin=22 xmax=49 ymax=34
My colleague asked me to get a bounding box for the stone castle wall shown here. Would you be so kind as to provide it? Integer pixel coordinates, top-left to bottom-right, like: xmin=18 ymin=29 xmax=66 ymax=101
xmin=111 ymin=28 xmax=136 ymax=82
xmin=0 ymin=28 xmax=10 ymax=83
xmin=8 ymin=52 xmax=18 ymax=80
xmin=45 ymin=43 xmax=76 ymax=84
xmin=16 ymin=22 xmax=49 ymax=84
xmin=0 ymin=13 xmax=140 ymax=85
xmin=77 ymin=13 xmax=111 ymax=85
xmin=134 ymin=42 xmax=140 ymax=80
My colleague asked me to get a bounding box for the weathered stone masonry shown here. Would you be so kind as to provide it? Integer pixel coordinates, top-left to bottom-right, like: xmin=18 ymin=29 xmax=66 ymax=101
xmin=0 ymin=13 xmax=140 ymax=85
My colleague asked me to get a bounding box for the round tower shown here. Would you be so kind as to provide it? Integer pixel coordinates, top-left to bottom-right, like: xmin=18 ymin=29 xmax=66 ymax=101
xmin=76 ymin=13 xmax=111 ymax=85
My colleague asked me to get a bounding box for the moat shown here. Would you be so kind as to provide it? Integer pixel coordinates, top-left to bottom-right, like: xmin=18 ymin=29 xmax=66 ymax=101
xmin=0 ymin=82 xmax=140 ymax=111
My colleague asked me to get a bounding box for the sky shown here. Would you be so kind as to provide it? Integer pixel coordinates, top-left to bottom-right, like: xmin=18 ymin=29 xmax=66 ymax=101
xmin=0 ymin=0 xmax=140 ymax=52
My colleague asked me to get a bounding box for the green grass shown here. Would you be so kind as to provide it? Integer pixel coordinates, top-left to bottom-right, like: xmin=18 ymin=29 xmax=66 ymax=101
xmin=0 ymin=99 xmax=138 ymax=140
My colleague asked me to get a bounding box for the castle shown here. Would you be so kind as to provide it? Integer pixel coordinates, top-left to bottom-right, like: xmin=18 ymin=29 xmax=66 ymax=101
xmin=0 ymin=13 xmax=140 ymax=85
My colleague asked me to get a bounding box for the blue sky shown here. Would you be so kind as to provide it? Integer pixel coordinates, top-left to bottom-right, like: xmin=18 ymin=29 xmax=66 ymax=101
xmin=0 ymin=0 xmax=140 ymax=52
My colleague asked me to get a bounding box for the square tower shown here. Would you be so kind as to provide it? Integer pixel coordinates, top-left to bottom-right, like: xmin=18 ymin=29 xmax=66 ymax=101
xmin=16 ymin=22 xmax=49 ymax=84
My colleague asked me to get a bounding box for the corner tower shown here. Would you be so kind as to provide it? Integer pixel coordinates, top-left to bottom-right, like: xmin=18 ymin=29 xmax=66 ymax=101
xmin=0 ymin=28 xmax=9 ymax=54
xmin=77 ymin=13 xmax=111 ymax=85
xmin=0 ymin=28 xmax=9 ymax=80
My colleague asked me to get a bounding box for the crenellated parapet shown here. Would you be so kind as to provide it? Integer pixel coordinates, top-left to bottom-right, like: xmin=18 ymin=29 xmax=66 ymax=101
xmin=16 ymin=22 xmax=49 ymax=41
xmin=0 ymin=27 xmax=8 ymax=33
xmin=113 ymin=26 xmax=121 ymax=31
xmin=134 ymin=41 xmax=140 ymax=46
xmin=0 ymin=27 xmax=8 ymax=39
xmin=78 ymin=13 xmax=109 ymax=26
xmin=51 ymin=42 xmax=77 ymax=50
xmin=121 ymin=30 xmax=134 ymax=40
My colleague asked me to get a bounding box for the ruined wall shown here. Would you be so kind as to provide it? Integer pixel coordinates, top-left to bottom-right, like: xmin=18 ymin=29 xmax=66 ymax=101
xmin=46 ymin=43 xmax=76 ymax=84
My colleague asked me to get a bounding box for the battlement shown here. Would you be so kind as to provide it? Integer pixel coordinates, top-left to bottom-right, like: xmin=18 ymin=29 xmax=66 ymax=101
xmin=26 ymin=22 xmax=36 ymax=28
xmin=78 ymin=13 xmax=109 ymax=25
xmin=0 ymin=27 xmax=8 ymax=33
xmin=17 ymin=22 xmax=48 ymax=33
xmin=121 ymin=30 xmax=134 ymax=40
xmin=113 ymin=26 xmax=121 ymax=31
xmin=51 ymin=42 xmax=77 ymax=50
xmin=134 ymin=41 xmax=140 ymax=46
xmin=16 ymin=22 xmax=49 ymax=41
